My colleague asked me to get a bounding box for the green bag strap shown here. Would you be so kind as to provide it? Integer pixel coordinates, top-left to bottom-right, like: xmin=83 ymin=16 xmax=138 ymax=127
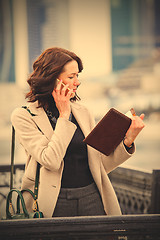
xmin=34 ymin=162 xmax=40 ymax=199
xmin=10 ymin=126 xmax=15 ymax=191
xmin=8 ymin=126 xmax=16 ymax=213
xmin=6 ymin=189 xmax=29 ymax=219
xmin=16 ymin=189 xmax=40 ymax=213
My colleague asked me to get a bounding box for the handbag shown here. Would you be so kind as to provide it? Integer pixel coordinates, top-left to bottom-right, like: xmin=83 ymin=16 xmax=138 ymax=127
xmin=5 ymin=107 xmax=43 ymax=219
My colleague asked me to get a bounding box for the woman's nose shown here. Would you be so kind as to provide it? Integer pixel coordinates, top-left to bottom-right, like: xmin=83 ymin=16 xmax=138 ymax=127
xmin=74 ymin=78 xmax=80 ymax=86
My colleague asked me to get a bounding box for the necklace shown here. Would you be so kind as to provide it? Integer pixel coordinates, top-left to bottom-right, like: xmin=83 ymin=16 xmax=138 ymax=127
xmin=46 ymin=110 xmax=57 ymax=123
xmin=46 ymin=110 xmax=72 ymax=123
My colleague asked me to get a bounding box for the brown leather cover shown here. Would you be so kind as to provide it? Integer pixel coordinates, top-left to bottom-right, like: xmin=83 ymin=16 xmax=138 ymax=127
xmin=83 ymin=108 xmax=132 ymax=156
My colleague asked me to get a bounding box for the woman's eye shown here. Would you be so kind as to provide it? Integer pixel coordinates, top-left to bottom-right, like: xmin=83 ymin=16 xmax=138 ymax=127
xmin=68 ymin=74 xmax=78 ymax=79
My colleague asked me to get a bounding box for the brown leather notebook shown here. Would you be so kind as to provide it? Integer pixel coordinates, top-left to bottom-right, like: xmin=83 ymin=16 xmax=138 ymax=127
xmin=83 ymin=108 xmax=132 ymax=156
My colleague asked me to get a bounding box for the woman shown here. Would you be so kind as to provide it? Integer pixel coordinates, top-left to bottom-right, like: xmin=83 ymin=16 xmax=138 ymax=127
xmin=11 ymin=47 xmax=145 ymax=218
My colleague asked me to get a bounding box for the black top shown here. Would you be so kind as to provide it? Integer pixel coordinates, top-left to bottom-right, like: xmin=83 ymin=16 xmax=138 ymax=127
xmin=44 ymin=96 xmax=94 ymax=188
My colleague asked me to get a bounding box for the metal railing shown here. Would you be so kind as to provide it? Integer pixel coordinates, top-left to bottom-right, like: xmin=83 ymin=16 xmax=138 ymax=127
xmin=108 ymin=167 xmax=160 ymax=214
xmin=0 ymin=164 xmax=24 ymax=218
xmin=0 ymin=164 xmax=160 ymax=219
xmin=0 ymin=214 xmax=160 ymax=239
xmin=0 ymin=165 xmax=160 ymax=239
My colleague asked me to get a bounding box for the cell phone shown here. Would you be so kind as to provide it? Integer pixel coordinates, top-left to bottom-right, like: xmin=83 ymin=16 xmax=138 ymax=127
xmin=56 ymin=78 xmax=71 ymax=91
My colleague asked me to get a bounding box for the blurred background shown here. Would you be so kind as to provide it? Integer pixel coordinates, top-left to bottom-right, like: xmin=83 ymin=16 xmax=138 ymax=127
xmin=0 ymin=0 xmax=160 ymax=171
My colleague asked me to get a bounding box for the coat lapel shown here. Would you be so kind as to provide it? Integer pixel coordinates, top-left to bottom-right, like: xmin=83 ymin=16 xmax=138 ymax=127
xmin=71 ymin=102 xmax=102 ymax=192
xmin=71 ymin=102 xmax=91 ymax=138
xmin=27 ymin=101 xmax=53 ymax=140
xmin=27 ymin=101 xmax=91 ymax=141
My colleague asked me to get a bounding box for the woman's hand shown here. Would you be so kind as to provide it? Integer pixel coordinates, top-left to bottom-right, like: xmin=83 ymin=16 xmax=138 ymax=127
xmin=124 ymin=114 xmax=145 ymax=147
xmin=52 ymin=80 xmax=73 ymax=120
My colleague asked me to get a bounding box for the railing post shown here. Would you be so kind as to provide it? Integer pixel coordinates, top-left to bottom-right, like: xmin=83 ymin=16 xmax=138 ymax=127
xmin=151 ymin=170 xmax=160 ymax=213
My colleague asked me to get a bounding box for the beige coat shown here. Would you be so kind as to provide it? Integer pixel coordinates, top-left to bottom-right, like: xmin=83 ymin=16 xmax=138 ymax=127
xmin=11 ymin=101 xmax=134 ymax=218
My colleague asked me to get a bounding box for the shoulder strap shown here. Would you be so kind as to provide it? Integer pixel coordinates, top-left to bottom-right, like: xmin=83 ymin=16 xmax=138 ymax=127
xmin=10 ymin=126 xmax=15 ymax=190
xmin=11 ymin=107 xmax=40 ymax=199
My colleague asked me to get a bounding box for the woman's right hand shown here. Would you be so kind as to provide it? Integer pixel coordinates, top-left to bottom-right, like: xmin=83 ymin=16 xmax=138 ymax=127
xmin=52 ymin=80 xmax=73 ymax=120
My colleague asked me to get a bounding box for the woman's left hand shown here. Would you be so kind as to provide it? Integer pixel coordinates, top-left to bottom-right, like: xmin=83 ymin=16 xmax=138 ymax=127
xmin=123 ymin=114 xmax=145 ymax=147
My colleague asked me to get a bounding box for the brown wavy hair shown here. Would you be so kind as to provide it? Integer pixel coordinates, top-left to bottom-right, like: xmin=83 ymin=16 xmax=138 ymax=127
xmin=26 ymin=47 xmax=83 ymax=108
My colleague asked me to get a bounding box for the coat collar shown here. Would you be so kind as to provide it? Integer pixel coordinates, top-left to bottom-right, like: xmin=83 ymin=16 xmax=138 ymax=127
xmin=70 ymin=102 xmax=90 ymax=137
xmin=27 ymin=101 xmax=90 ymax=140
xmin=27 ymin=101 xmax=53 ymax=140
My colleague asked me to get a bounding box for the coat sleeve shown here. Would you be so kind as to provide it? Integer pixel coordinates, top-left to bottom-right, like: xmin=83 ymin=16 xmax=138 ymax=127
xmin=100 ymin=141 xmax=135 ymax=174
xmin=11 ymin=108 xmax=77 ymax=171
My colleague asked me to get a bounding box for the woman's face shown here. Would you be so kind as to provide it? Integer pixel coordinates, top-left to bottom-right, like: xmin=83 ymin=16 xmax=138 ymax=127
xmin=58 ymin=60 xmax=80 ymax=97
